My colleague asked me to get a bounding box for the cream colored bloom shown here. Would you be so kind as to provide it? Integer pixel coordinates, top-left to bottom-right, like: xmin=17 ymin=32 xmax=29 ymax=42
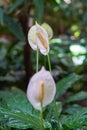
xmin=41 ymin=23 xmax=53 ymax=39
xmin=27 ymin=67 xmax=56 ymax=110
xmin=28 ymin=25 xmax=37 ymax=51
xmin=28 ymin=23 xmax=49 ymax=55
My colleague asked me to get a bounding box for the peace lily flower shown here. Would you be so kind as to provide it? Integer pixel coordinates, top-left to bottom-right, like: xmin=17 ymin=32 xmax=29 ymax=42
xmin=41 ymin=23 xmax=53 ymax=39
xmin=27 ymin=67 xmax=56 ymax=110
xmin=28 ymin=23 xmax=49 ymax=55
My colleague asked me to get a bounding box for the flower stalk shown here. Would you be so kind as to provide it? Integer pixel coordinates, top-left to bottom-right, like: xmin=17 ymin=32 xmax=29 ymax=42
xmin=40 ymin=102 xmax=44 ymax=130
xmin=36 ymin=46 xmax=39 ymax=72
xmin=47 ymin=53 xmax=52 ymax=73
xmin=47 ymin=53 xmax=61 ymax=129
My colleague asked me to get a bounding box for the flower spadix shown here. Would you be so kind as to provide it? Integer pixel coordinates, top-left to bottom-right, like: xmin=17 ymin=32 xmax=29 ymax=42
xmin=27 ymin=67 xmax=56 ymax=110
xmin=28 ymin=23 xmax=49 ymax=55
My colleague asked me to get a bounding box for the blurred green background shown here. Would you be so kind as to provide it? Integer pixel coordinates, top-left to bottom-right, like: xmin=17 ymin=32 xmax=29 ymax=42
xmin=0 ymin=0 xmax=87 ymax=91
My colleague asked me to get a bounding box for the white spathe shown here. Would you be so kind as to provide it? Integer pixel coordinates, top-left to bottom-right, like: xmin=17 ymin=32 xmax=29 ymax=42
xmin=28 ymin=25 xmax=37 ymax=50
xmin=28 ymin=23 xmax=49 ymax=55
xmin=27 ymin=67 xmax=56 ymax=110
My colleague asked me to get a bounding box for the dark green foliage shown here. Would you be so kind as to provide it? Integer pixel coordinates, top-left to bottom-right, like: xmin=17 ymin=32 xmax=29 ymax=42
xmin=33 ymin=0 xmax=44 ymax=22
xmin=8 ymin=0 xmax=25 ymax=13
xmin=0 ymin=86 xmax=87 ymax=129
xmin=0 ymin=0 xmax=87 ymax=129
xmin=0 ymin=88 xmax=51 ymax=130
xmin=61 ymin=108 xmax=87 ymax=129
xmin=4 ymin=13 xmax=25 ymax=41
xmin=0 ymin=6 xmax=4 ymax=24
xmin=65 ymin=91 xmax=87 ymax=103
xmin=56 ymin=73 xmax=81 ymax=98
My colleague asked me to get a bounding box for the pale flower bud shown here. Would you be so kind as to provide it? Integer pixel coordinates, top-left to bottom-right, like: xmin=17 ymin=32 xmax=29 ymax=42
xmin=28 ymin=23 xmax=49 ymax=55
xmin=41 ymin=23 xmax=53 ymax=39
xmin=27 ymin=67 xmax=56 ymax=110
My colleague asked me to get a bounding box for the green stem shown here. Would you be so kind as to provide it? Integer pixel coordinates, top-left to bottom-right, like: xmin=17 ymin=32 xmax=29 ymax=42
xmin=40 ymin=102 xmax=44 ymax=130
xmin=53 ymin=100 xmax=62 ymax=129
xmin=47 ymin=53 xmax=51 ymax=72
xmin=53 ymin=100 xmax=58 ymax=121
xmin=36 ymin=47 xmax=39 ymax=72
xmin=44 ymin=56 xmax=46 ymax=67
xmin=47 ymin=53 xmax=61 ymax=129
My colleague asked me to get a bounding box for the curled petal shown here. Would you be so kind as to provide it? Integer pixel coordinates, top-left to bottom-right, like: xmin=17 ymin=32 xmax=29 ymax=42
xmin=28 ymin=23 xmax=49 ymax=55
xmin=27 ymin=67 xmax=56 ymax=110
xmin=36 ymin=23 xmax=49 ymax=55
xmin=28 ymin=25 xmax=37 ymax=50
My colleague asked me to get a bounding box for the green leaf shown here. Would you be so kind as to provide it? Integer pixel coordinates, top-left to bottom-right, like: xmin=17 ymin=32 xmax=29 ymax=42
xmin=8 ymin=0 xmax=25 ymax=13
xmin=0 ymin=43 xmax=7 ymax=60
xmin=0 ymin=125 xmax=10 ymax=130
xmin=65 ymin=91 xmax=87 ymax=103
xmin=0 ymin=6 xmax=4 ymax=23
xmin=0 ymin=88 xmax=51 ymax=129
xmin=0 ymin=106 xmax=41 ymax=130
xmin=0 ymin=88 xmax=32 ymax=114
xmin=8 ymin=88 xmax=33 ymax=114
xmin=56 ymin=102 xmax=62 ymax=116
xmin=4 ymin=13 xmax=25 ymax=41
xmin=64 ymin=104 xmax=82 ymax=115
xmin=33 ymin=0 xmax=44 ymax=21
xmin=56 ymin=73 xmax=81 ymax=98
xmin=0 ymin=106 xmax=51 ymax=130
xmin=61 ymin=108 xmax=87 ymax=129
